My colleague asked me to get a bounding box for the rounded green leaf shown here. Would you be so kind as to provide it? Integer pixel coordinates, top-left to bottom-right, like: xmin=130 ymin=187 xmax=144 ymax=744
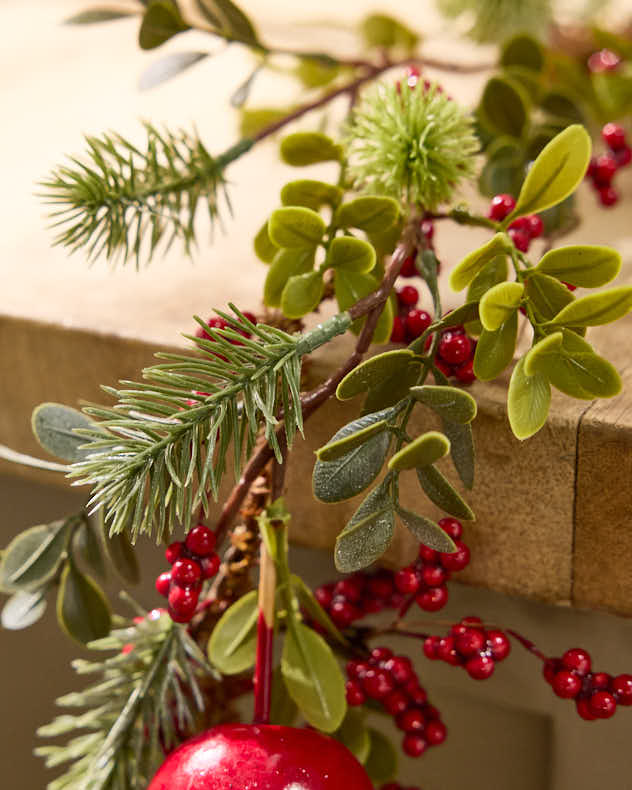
xmin=281 ymin=622 xmax=346 ymax=732
xmin=337 ymin=350 xmax=416 ymax=400
xmin=264 ymin=248 xmax=314 ymax=308
xmin=443 ymin=420 xmax=475 ymax=490
xmin=501 ymin=34 xmax=545 ymax=72
xmin=280 ymin=132 xmax=341 ymax=166
xmin=524 ymin=272 xmax=574 ymax=321
xmin=334 ymin=196 xmax=400 ymax=234
xmin=449 ymin=234 xmax=511 ymax=291
xmin=281 ymin=271 xmax=324 ymax=319
xmin=410 ymin=385 xmax=477 ymax=424
xmin=56 ymin=561 xmax=111 ymax=645
xmin=479 ymin=282 xmax=524 ymax=331
xmin=523 ymin=332 xmax=563 ymax=376
xmin=334 ymin=269 xmax=393 ymax=344
xmin=138 ymin=0 xmax=189 ymax=50
xmin=32 ymin=403 xmax=97 ymax=462
xmin=1 ymin=589 xmax=47 ymax=630
xmin=316 ymin=419 xmax=388 ymax=462
xmin=253 ymin=220 xmax=278 ymax=263
xmin=416 ymin=465 xmax=475 ymax=521
xmin=473 ymin=310 xmax=518 ymax=381
xmin=326 ymin=237 xmax=376 ymax=274
xmin=335 ymin=484 xmax=395 ymax=572
xmin=360 ymin=12 xmax=418 ymax=50
xmin=547 ymin=286 xmax=632 ymax=327
xmin=396 ymin=507 xmax=457 ymax=552
xmin=479 ymin=75 xmax=530 ymax=138
xmin=0 ymin=521 xmax=71 ymax=593
xmin=512 ymin=124 xmax=591 ymax=218
xmin=364 ymin=729 xmax=397 ymax=785
xmin=536 ymin=245 xmax=621 ymax=288
xmin=467 ymin=255 xmax=509 ymax=303
xmin=268 ymin=207 xmax=326 ymax=249
xmin=507 ymin=356 xmax=551 ymax=440
xmin=334 ymin=709 xmax=371 ymax=764
xmin=280 ymin=179 xmax=343 ymax=210
xmin=540 ymin=90 xmax=584 ymax=124
xmin=362 ymin=355 xmax=422 ymax=414
xmin=388 ymin=431 xmax=450 ymax=471
xmin=207 ymin=590 xmax=258 ymax=675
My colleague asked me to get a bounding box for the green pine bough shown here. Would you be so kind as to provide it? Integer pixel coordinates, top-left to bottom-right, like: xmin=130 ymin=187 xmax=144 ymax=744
xmin=3 ymin=3 xmax=632 ymax=789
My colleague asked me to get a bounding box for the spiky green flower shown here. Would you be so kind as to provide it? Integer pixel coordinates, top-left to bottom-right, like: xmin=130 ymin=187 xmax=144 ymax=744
xmin=437 ymin=0 xmax=552 ymax=43
xmin=344 ymin=81 xmax=479 ymax=211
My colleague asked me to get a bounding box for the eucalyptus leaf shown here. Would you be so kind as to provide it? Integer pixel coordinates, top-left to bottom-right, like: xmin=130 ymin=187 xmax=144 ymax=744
xmin=0 ymin=520 xmax=71 ymax=593
xmin=138 ymin=51 xmax=208 ymax=91
xmin=56 ymin=561 xmax=111 ymax=645
xmin=254 ymin=220 xmax=279 ymax=263
xmin=334 ymin=196 xmax=400 ymax=234
xmin=473 ymin=310 xmax=518 ymax=381
xmin=326 ymin=237 xmax=376 ymax=274
xmin=442 ymin=420 xmax=475 ymax=490
xmin=335 ymin=483 xmax=395 ymax=572
xmin=316 ymin=419 xmax=388 ymax=462
xmin=507 ymin=356 xmax=551 ymax=440
xmin=31 ymin=403 xmax=97 ymax=462
xmin=388 ymin=431 xmax=450 ymax=471
xmin=362 ymin=357 xmax=422 ymax=414
xmin=449 ymin=233 xmax=511 ymax=291
xmin=416 ymin=465 xmax=474 ymax=520
xmin=337 ymin=350 xmax=416 ymax=400
xmin=396 ymin=506 xmax=457 ymax=552
xmin=535 ymin=245 xmax=621 ymax=288
xmin=65 ymin=8 xmax=136 ymax=24
xmin=207 ymin=590 xmax=258 ymax=674
xmin=280 ymin=271 xmax=324 ymax=319
xmin=264 ymin=248 xmax=314 ymax=308
xmin=467 ymin=255 xmax=509 ymax=303
xmin=410 ymin=385 xmax=477 ymax=424
xmin=524 ymin=272 xmax=574 ymax=321
xmin=1 ymin=589 xmax=48 ymax=630
xmin=268 ymin=207 xmax=326 ymax=249
xmin=364 ymin=729 xmax=397 ymax=785
xmin=280 ymin=132 xmax=341 ymax=166
xmin=479 ymin=281 xmax=524 ymax=331
xmin=281 ymin=180 xmax=343 ymax=210
xmin=334 ymin=708 xmax=371 ymax=763
xmin=99 ymin=513 xmax=140 ymax=584
xmin=479 ymin=75 xmax=530 ymax=138
xmin=138 ymin=0 xmax=189 ymax=50
xmin=75 ymin=521 xmax=106 ymax=579
xmin=546 ymin=286 xmax=632 ymax=327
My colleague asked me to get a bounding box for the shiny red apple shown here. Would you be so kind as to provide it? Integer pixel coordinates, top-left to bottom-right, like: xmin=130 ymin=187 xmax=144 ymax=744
xmin=147 ymin=723 xmax=374 ymax=790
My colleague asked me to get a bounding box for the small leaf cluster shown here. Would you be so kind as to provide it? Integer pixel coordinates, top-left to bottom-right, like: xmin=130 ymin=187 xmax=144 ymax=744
xmin=437 ymin=0 xmax=552 ymax=45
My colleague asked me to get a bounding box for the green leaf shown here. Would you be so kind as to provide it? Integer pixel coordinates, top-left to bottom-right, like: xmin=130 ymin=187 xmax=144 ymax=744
xmin=369 ymin=215 xmax=405 ymax=259
xmin=540 ymin=90 xmax=584 ymax=124
xmin=281 ymin=622 xmax=346 ymax=732
xmin=364 ymin=729 xmax=397 ymax=785
xmin=439 ymin=301 xmax=481 ymax=330
xmin=334 ymin=708 xmax=371 ymax=763
xmin=264 ymin=248 xmax=314 ymax=308
xmin=281 ymin=179 xmax=343 ymax=210
xmin=280 ymin=271 xmax=324 ymax=319
xmin=31 ymin=403 xmax=97 ymax=462
xmin=396 ymin=506 xmax=457 ymax=552
xmin=473 ymin=311 xmax=518 ymax=381
xmin=334 ymin=196 xmax=400 ymax=234
xmin=442 ymin=420 xmax=475 ymax=490
xmin=138 ymin=51 xmax=208 ymax=91
xmin=416 ymin=465 xmax=474 ymax=520
xmin=507 ymin=356 xmax=551 ymax=440
xmin=313 ymin=413 xmax=391 ymax=503
xmin=449 ymin=233 xmax=511 ymax=291
xmin=280 ymin=132 xmax=341 ymax=166
xmin=410 ymin=385 xmax=477 ymax=424
xmin=524 ymin=272 xmax=574 ymax=321
xmin=360 ymin=13 xmax=419 ymax=50
xmin=270 ymin=667 xmax=298 ymax=726
xmin=479 ymin=281 xmax=524 ymax=331
xmin=240 ymin=108 xmax=288 ymax=138
xmin=207 ymin=590 xmax=258 ymax=674
xmin=75 ymin=521 xmax=106 ymax=579
xmin=138 ymin=0 xmax=189 ymax=50
xmin=326 ymin=237 xmax=376 ymax=274
xmin=65 ymin=8 xmax=136 ymax=24
xmin=479 ymin=137 xmax=525 ymax=198
xmin=56 ymin=561 xmax=111 ymax=645
xmin=535 ymin=245 xmax=621 ymax=288
xmin=500 ymin=34 xmax=544 ymax=72
xmin=362 ymin=358 xmax=422 ymax=414
xmin=467 ymin=255 xmax=509 ymax=303
xmin=1 ymin=589 xmax=47 ymax=630
xmin=334 ymin=270 xmax=393 ymax=343
xmin=295 ymin=58 xmax=340 ymax=89
xmin=254 ymin=220 xmax=279 ymax=263
xmin=337 ymin=350 xmax=416 ymax=400
xmin=0 ymin=521 xmax=71 ymax=593
xmin=268 ymin=207 xmax=326 ymax=249
xmin=479 ymin=76 xmax=530 ymax=138
xmin=290 ymin=575 xmax=348 ymax=646
xmin=389 ymin=431 xmax=450 ymax=471
xmin=316 ymin=416 xmax=389 ymax=462
xmin=99 ymin=513 xmax=139 ymax=584
xmin=335 ymin=483 xmax=395 ymax=572
xmin=511 ymin=124 xmax=591 ymax=218
xmin=195 ymin=0 xmax=259 ymax=46
xmin=546 ymin=286 xmax=632 ymax=327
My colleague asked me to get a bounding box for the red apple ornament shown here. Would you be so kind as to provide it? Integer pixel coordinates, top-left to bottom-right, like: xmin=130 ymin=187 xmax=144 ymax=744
xmin=148 ymin=723 xmax=374 ymax=790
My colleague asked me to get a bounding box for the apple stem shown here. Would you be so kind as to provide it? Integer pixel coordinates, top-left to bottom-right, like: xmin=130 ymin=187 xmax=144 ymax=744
xmin=253 ymin=525 xmax=276 ymax=724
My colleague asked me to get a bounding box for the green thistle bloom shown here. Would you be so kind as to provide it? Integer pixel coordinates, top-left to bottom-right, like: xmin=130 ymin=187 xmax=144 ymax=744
xmin=344 ymin=81 xmax=479 ymax=211
xmin=437 ymin=0 xmax=552 ymax=43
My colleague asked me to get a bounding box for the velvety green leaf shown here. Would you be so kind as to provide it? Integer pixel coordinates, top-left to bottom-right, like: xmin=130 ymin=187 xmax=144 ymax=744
xmin=500 ymin=34 xmax=544 ymax=72
xmin=512 ymin=124 xmax=591 ymax=217
xmin=334 ymin=196 xmax=400 ymax=234
xmin=326 ymin=237 xmax=376 ymax=274
xmin=281 ymin=180 xmax=343 ymax=210
xmin=503 ymin=66 xmax=542 ymax=101
xmin=280 ymin=271 xmax=323 ymax=319
xmin=295 ymin=58 xmax=340 ymax=89
xmin=56 ymin=561 xmax=111 ymax=645
xmin=540 ymin=90 xmax=584 ymax=124
xmin=536 ymin=245 xmax=622 ymax=288
xmin=65 ymin=8 xmax=136 ymax=24
xmin=334 ymin=709 xmax=370 ymax=763
xmin=31 ymin=403 xmax=97 ymax=462
xmin=281 ymin=622 xmax=346 ymax=732
xmin=139 ymin=0 xmax=189 ymax=50
xmin=479 ymin=282 xmax=524 ymax=331
xmin=268 ymin=207 xmax=326 ymax=249
xmin=334 ymin=270 xmax=393 ymax=343
xmin=416 ymin=465 xmax=474 ymax=520
xmin=364 ymin=729 xmax=397 ymax=785
xmin=337 ymin=350 xmax=416 ymax=400
xmin=360 ymin=12 xmax=419 ymax=50
xmin=0 ymin=521 xmax=71 ymax=593
xmin=479 ymin=75 xmax=530 ymax=138
xmin=478 ymin=137 xmax=525 ymax=198
xmin=195 ymin=0 xmax=259 ymax=46
xmin=547 ymin=286 xmax=632 ymax=327
xmin=507 ymin=356 xmax=551 ymax=440
xmin=442 ymin=420 xmax=475 ymax=490
xmin=449 ymin=233 xmax=511 ymax=291
xmin=264 ymin=248 xmax=314 ymax=308
xmin=396 ymin=506 xmax=457 ymax=552
xmin=139 ymin=51 xmax=208 ymax=91
xmin=316 ymin=419 xmax=389 ymax=462
xmin=75 ymin=521 xmax=106 ymax=579
xmin=473 ymin=311 xmax=518 ymax=381
xmin=99 ymin=513 xmax=140 ymax=584
xmin=291 ymin=575 xmax=347 ymax=646
xmin=362 ymin=358 xmax=422 ymax=414
xmin=335 ymin=483 xmax=395 ymax=572
xmin=313 ymin=414 xmax=391 ymax=503
xmin=388 ymin=431 xmax=450 ymax=471
xmin=525 ymin=272 xmax=574 ymax=321
xmin=240 ymin=108 xmax=288 ymax=138
xmin=409 ymin=385 xmax=477 ymax=424
xmin=1 ymin=589 xmax=47 ymax=630
xmin=369 ymin=215 xmax=404 ymax=259
xmin=439 ymin=301 xmax=481 ymax=330
xmin=253 ymin=220 xmax=279 ymax=264
xmin=467 ymin=255 xmax=509 ymax=303
xmin=280 ymin=132 xmax=341 ymax=166
xmin=207 ymin=590 xmax=258 ymax=674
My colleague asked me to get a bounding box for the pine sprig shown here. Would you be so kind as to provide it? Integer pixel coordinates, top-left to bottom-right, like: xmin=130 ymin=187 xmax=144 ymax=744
xmin=41 ymin=123 xmax=253 ymax=268
xmin=36 ymin=612 xmax=213 ymax=790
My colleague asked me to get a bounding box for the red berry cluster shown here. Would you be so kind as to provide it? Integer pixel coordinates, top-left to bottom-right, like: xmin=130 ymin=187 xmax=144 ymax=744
xmin=346 ymin=647 xmax=447 ymax=758
xmin=315 ymin=569 xmax=403 ymax=629
xmin=195 ymin=311 xmax=258 ymax=341
xmin=155 ymin=525 xmax=221 ymax=623
xmin=543 ymin=647 xmax=632 ymax=720
xmin=434 ymin=324 xmax=477 ymax=384
xmin=423 ymin=617 xmax=511 ymax=680
xmin=487 ymin=193 xmax=543 ymax=252
xmin=586 ymin=123 xmax=631 ymax=207
xmin=394 ymin=518 xmax=470 ymax=612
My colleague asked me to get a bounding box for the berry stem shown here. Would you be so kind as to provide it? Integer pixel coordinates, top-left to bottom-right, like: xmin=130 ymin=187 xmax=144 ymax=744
xmin=506 ymin=629 xmax=547 ymax=662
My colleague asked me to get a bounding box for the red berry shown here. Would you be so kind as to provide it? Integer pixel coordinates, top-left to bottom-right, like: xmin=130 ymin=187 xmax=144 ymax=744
xmin=423 ymin=636 xmax=440 ymax=660
xmin=390 ymin=315 xmax=406 ymax=343
xmin=602 ymin=123 xmax=626 ymax=151
xmin=334 ymin=577 xmax=365 ymax=603
xmin=385 ymin=656 xmax=414 ymax=685
xmin=367 ymin=573 xmax=394 ymax=600
xmin=610 ymin=674 xmax=632 ymax=705
xmin=363 ymin=668 xmax=395 ymax=699
xmin=384 ymin=689 xmax=410 ymax=715
xmin=405 ymin=309 xmax=433 ymax=339
xmin=422 ymin=564 xmax=447 ymax=588
xmin=487 ymin=630 xmax=511 ymax=661
xmin=330 ymin=599 xmax=361 ymax=627
xmin=526 ymin=214 xmax=544 ymax=239
xmin=200 ymin=553 xmax=221 ymax=579
xmin=614 ymin=145 xmax=632 ymax=167
xmin=466 ymin=654 xmax=496 ymax=680
xmin=594 ymin=154 xmax=618 ymax=185
xmin=196 ymin=316 xmax=227 ymax=340
xmin=588 ymin=49 xmax=621 ymax=73
xmin=165 ymin=541 xmax=184 ymax=565
xmin=155 ymin=571 xmax=172 ymax=597
xmin=347 ymin=660 xmax=369 ymax=680
xmin=406 ymin=65 xmax=421 ymax=89
xmin=436 ymin=636 xmax=462 ymax=666
xmin=434 ymin=357 xmax=453 ymax=378
xmin=562 ymin=648 xmax=591 ymax=676
xmin=404 ymin=681 xmax=428 ymax=706
xmin=345 ymin=679 xmax=365 ymax=706
xmin=562 ymin=281 xmax=577 ymax=292
xmin=168 ymin=585 xmax=199 ymax=623
xmin=552 ymin=670 xmax=582 ymax=699
xmin=425 ymin=719 xmax=447 ymax=746
xmin=591 ymin=672 xmax=611 ymax=691
xmin=588 ymin=690 xmax=617 ymax=719
xmin=488 ymin=193 xmax=515 ymax=221
xmin=394 ymin=567 xmax=421 ymax=595
xmin=454 ymin=358 xmax=476 ymax=384
xmin=171 ymin=558 xmax=202 ymax=587
xmin=438 ymin=517 xmax=463 ymax=541
xmin=508 ymin=216 xmax=531 ymax=233
xmin=371 ymin=646 xmax=394 ymax=663
xmin=508 ymin=228 xmax=530 ymax=252
xmin=420 ymin=219 xmax=434 ymax=240
xmin=455 ymin=628 xmax=486 ymax=657
xmin=402 ymin=733 xmax=427 ymax=757
xmin=400 ymin=254 xmax=417 ymax=277
xmin=315 ymin=584 xmax=334 ymax=609
xmin=440 ymin=541 xmax=470 ymax=572
xmin=543 ymin=659 xmax=560 ymax=685
xmin=396 ymin=708 xmax=425 ymax=732
xmin=398 ymin=285 xmax=419 ymax=307
xmin=416 ymin=585 xmax=448 ymax=612
xmin=241 ymin=311 xmax=258 ymax=325
xmin=419 ymin=544 xmax=438 ymax=562
xmin=598 ymin=185 xmax=619 ymax=206
xmin=438 ymin=333 xmax=472 ymax=365
xmin=185 ymin=524 xmax=216 ymax=557
xmin=576 ymin=697 xmax=597 ymax=721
